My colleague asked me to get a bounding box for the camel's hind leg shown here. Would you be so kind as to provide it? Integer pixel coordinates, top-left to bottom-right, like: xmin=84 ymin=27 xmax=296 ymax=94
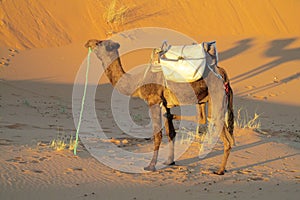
xmin=144 ymin=104 xmax=162 ymax=171
xmin=162 ymin=106 xmax=176 ymax=165
xmin=214 ymin=126 xmax=232 ymax=175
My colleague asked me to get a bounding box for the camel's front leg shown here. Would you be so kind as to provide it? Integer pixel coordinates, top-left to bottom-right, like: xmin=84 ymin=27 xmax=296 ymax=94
xmin=144 ymin=104 xmax=162 ymax=171
xmin=162 ymin=106 xmax=176 ymax=166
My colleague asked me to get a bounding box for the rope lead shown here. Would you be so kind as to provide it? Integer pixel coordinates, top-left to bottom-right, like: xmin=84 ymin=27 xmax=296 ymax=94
xmin=73 ymin=47 xmax=92 ymax=155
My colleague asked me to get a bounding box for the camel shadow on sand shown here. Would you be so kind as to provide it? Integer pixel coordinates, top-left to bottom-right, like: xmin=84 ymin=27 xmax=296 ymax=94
xmin=174 ymin=139 xmax=267 ymax=167
xmin=168 ymin=138 xmax=299 ymax=173
xmin=219 ymin=38 xmax=253 ymax=61
xmin=232 ymin=38 xmax=300 ymax=84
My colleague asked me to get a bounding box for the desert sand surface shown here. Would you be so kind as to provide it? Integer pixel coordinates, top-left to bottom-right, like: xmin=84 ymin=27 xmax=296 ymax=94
xmin=0 ymin=0 xmax=300 ymax=200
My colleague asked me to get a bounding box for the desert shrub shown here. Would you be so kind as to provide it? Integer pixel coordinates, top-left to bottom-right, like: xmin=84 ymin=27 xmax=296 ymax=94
xmin=103 ymin=0 xmax=129 ymax=34
xmin=50 ymin=134 xmax=76 ymax=151
xmin=235 ymin=107 xmax=261 ymax=130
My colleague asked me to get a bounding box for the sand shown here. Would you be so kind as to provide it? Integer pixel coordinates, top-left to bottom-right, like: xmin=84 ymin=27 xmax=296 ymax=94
xmin=0 ymin=0 xmax=300 ymax=199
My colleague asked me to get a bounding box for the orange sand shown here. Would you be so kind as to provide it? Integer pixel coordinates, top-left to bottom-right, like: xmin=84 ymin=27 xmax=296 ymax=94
xmin=0 ymin=1 xmax=299 ymax=199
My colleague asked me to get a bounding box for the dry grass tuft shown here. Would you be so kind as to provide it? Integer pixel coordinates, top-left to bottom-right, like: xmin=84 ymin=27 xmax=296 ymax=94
xmin=50 ymin=134 xmax=76 ymax=151
xmin=235 ymin=107 xmax=262 ymax=131
xmin=103 ymin=0 xmax=129 ymax=34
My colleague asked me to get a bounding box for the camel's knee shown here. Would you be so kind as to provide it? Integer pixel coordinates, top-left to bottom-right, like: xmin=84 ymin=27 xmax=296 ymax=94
xmin=153 ymin=131 xmax=162 ymax=149
xmin=224 ymin=143 xmax=232 ymax=152
xmin=162 ymin=110 xmax=176 ymax=141
xmin=221 ymin=133 xmax=232 ymax=152
xmin=154 ymin=131 xmax=162 ymax=141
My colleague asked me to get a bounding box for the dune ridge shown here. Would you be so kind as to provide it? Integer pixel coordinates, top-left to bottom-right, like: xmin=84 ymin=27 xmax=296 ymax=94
xmin=1 ymin=0 xmax=299 ymax=49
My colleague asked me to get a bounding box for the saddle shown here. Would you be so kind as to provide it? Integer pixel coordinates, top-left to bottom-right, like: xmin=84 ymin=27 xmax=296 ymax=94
xmin=154 ymin=41 xmax=218 ymax=83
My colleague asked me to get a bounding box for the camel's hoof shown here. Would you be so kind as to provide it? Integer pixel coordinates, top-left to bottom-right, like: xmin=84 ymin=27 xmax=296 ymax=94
xmin=163 ymin=161 xmax=175 ymax=166
xmin=144 ymin=166 xmax=156 ymax=172
xmin=213 ymin=170 xmax=225 ymax=175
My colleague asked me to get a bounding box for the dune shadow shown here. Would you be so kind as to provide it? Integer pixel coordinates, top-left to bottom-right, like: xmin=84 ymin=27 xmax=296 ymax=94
xmin=232 ymin=38 xmax=300 ymax=84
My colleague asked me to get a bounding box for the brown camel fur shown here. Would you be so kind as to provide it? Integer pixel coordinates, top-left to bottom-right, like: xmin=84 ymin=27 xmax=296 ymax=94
xmin=85 ymin=39 xmax=234 ymax=175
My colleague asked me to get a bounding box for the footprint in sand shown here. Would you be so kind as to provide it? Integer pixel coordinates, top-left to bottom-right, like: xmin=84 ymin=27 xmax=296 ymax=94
xmin=1 ymin=57 xmax=10 ymax=62
xmin=4 ymin=123 xmax=27 ymax=130
xmin=6 ymin=155 xmax=46 ymax=165
xmin=1 ymin=48 xmax=19 ymax=67
xmin=252 ymin=95 xmax=267 ymax=100
xmin=237 ymin=169 xmax=253 ymax=174
xmin=0 ymin=61 xmax=9 ymax=67
xmin=200 ymin=170 xmax=212 ymax=175
xmin=6 ymin=156 xmax=28 ymax=164
xmin=18 ymin=160 xmax=28 ymax=164
xmin=21 ymin=169 xmax=43 ymax=174
xmin=245 ymin=85 xmax=256 ymax=89
xmin=32 ymin=169 xmax=43 ymax=173
xmin=269 ymin=93 xmax=278 ymax=97
xmin=64 ymin=167 xmax=86 ymax=174
xmin=8 ymin=48 xmax=19 ymax=53
xmin=30 ymin=160 xmax=40 ymax=164
xmin=248 ymin=176 xmax=269 ymax=181
xmin=21 ymin=169 xmax=31 ymax=174
xmin=0 ymin=138 xmax=13 ymax=146
xmin=38 ymin=156 xmax=49 ymax=161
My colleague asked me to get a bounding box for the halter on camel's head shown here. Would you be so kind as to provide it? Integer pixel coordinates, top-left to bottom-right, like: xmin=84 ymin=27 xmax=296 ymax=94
xmin=85 ymin=39 xmax=120 ymax=51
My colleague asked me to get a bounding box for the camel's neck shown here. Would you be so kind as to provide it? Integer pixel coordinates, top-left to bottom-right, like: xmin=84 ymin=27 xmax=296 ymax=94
xmin=96 ymin=50 xmax=142 ymax=96
xmin=104 ymin=57 xmax=125 ymax=86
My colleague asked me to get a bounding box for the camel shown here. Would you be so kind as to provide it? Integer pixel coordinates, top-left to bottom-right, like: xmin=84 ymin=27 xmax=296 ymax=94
xmin=85 ymin=39 xmax=234 ymax=175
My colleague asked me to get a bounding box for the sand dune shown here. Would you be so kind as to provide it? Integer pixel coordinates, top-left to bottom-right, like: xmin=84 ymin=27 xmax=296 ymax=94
xmin=0 ymin=0 xmax=300 ymax=199
xmin=1 ymin=0 xmax=299 ymax=48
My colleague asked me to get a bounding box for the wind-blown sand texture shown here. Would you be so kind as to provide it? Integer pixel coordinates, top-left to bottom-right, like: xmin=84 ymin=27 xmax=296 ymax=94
xmin=0 ymin=0 xmax=299 ymax=199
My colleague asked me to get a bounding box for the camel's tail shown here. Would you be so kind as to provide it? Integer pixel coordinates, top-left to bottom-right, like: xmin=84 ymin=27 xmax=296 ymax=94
xmin=226 ymin=82 xmax=235 ymax=146
xmin=217 ymin=67 xmax=235 ymax=146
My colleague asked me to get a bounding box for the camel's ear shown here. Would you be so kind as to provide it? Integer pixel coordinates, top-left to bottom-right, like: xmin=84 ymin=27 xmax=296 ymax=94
xmin=112 ymin=42 xmax=120 ymax=49
xmin=208 ymin=45 xmax=216 ymax=57
xmin=106 ymin=42 xmax=120 ymax=51
xmin=203 ymin=43 xmax=209 ymax=52
xmin=203 ymin=43 xmax=216 ymax=57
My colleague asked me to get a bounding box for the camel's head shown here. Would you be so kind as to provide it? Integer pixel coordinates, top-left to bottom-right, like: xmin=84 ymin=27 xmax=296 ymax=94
xmin=203 ymin=42 xmax=217 ymax=64
xmin=203 ymin=42 xmax=216 ymax=57
xmin=85 ymin=39 xmax=120 ymax=55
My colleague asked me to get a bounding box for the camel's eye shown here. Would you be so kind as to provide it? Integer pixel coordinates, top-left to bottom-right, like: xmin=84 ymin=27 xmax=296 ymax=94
xmin=96 ymin=40 xmax=104 ymax=45
xmin=105 ymin=45 xmax=113 ymax=51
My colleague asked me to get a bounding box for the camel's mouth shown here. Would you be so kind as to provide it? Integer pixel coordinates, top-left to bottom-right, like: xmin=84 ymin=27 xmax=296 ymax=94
xmin=85 ymin=39 xmax=102 ymax=49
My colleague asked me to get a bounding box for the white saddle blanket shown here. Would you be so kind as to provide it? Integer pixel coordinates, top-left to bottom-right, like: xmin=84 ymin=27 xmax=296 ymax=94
xmin=160 ymin=43 xmax=207 ymax=82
